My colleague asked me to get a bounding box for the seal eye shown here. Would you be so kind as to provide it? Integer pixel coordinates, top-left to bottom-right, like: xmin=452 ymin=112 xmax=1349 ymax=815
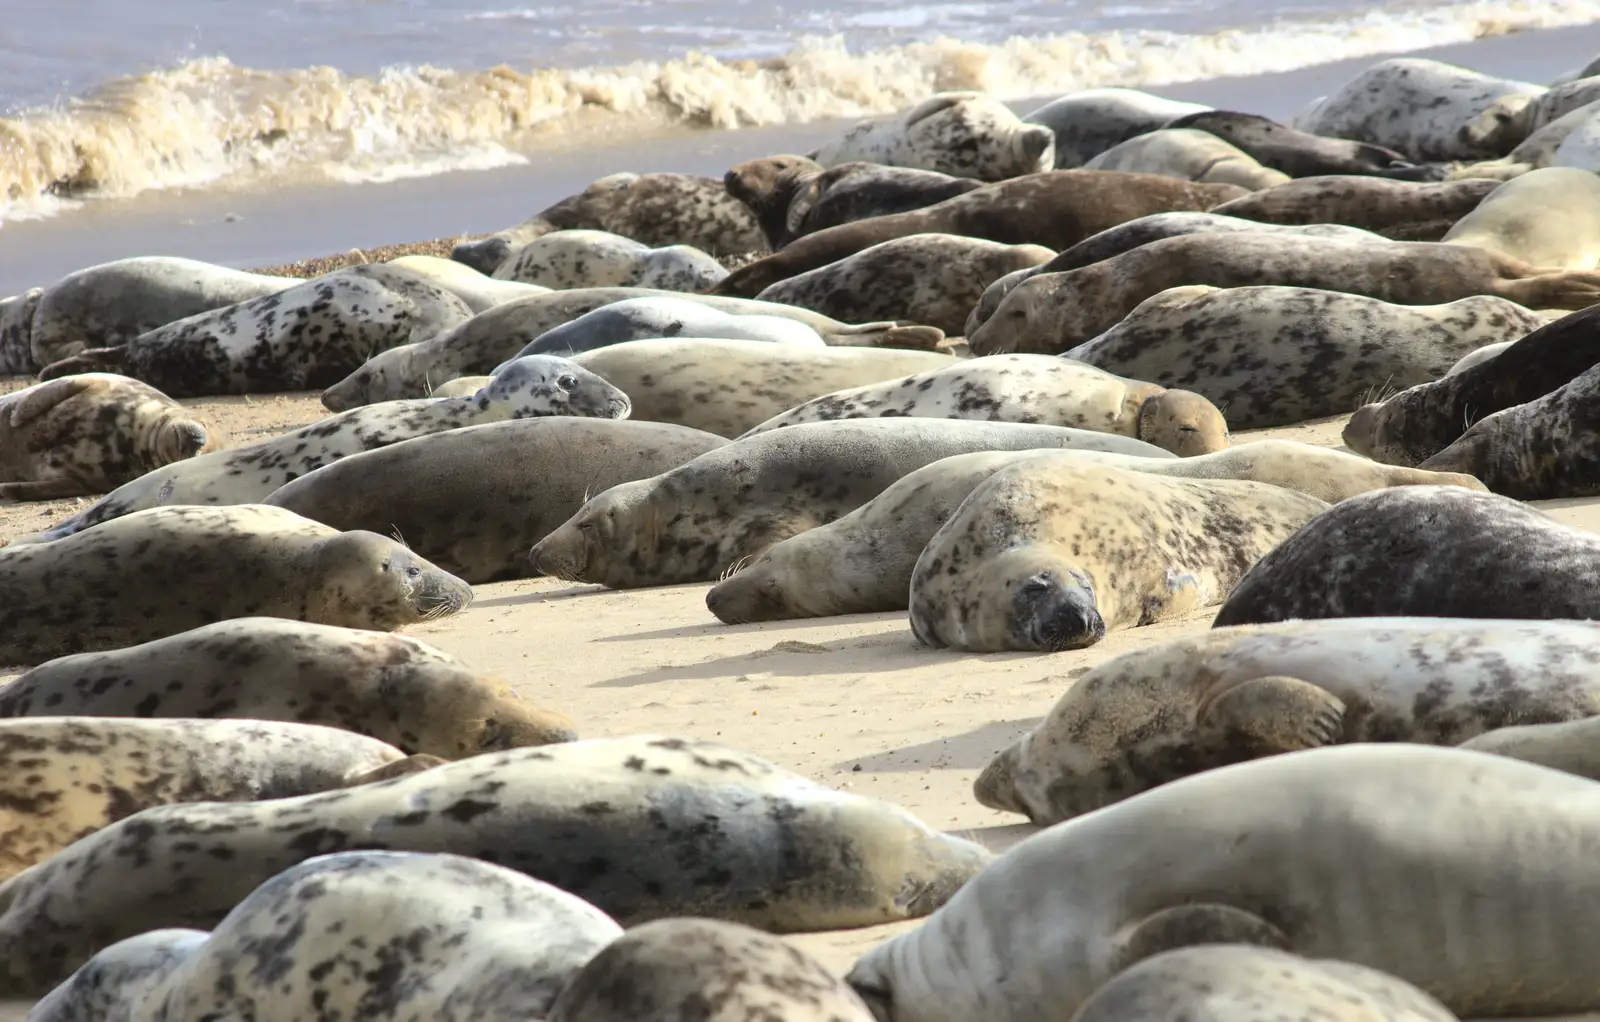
xmin=1020 ymin=577 xmax=1052 ymax=596
xmin=577 ymin=520 xmax=597 ymax=533
xmin=406 ymin=566 xmax=422 ymax=579
xmin=557 ymin=374 xmax=578 ymax=391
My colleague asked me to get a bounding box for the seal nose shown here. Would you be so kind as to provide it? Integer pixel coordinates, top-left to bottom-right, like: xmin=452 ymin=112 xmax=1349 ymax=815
xmin=1015 ymin=573 xmax=1105 ymax=651
xmin=607 ymin=396 xmax=631 ymax=419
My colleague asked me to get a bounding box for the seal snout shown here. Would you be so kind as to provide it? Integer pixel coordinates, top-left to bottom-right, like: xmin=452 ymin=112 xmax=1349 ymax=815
xmin=529 ymin=529 xmax=589 ymax=583
xmin=1342 ymin=404 xmax=1382 ymax=455
xmin=1015 ymin=573 xmax=1106 ymax=651
xmin=606 ymin=395 xmax=631 ymax=419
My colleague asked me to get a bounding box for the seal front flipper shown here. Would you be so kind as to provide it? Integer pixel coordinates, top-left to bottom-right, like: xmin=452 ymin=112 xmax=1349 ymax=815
xmin=1195 ymin=675 xmax=1348 ymax=754
xmin=1113 ymin=903 xmax=1290 ymax=973
xmin=37 ymin=346 xmax=130 ymax=382
xmin=5 ymin=376 xmax=100 ymax=429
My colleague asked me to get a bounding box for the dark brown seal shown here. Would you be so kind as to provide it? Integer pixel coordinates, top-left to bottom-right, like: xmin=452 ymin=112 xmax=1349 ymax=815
xmin=1163 ymin=110 xmax=1442 ymax=179
xmin=1209 ymin=175 xmax=1501 ymax=240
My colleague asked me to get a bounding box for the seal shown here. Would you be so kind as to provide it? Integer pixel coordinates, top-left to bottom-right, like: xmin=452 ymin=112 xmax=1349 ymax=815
xmin=34 ymin=354 xmax=629 ymax=537
xmin=1458 ymin=717 xmax=1600 ymax=781
xmin=1439 ymin=167 xmax=1600 ymax=269
xmin=1553 ymin=104 xmax=1600 ymax=172
xmin=0 ymin=373 xmax=222 ymax=502
xmin=0 ymin=617 xmax=577 ymax=757
xmin=967 ymin=234 xmax=1600 ymax=357
xmin=1452 ymin=99 xmax=1600 ymax=180
xmin=37 ymin=263 xmax=475 ymax=398
xmin=845 ymin=743 xmax=1600 ymax=1022
xmin=0 ymin=504 xmax=473 ymax=666
xmin=385 ymin=253 xmax=551 ymax=310
xmin=752 ymin=234 xmax=1055 ymax=335
xmin=704 ymin=442 xmax=1486 ymax=624
xmin=428 ymin=375 xmax=493 ymax=397
xmin=1212 ymin=486 xmax=1600 ymax=627
xmin=509 ymin=295 xmax=828 ymax=360
xmin=1021 ymin=88 xmax=1212 ymax=168
xmin=1208 ymin=176 xmax=1500 ymax=241
xmin=549 ymin=918 xmax=876 ymax=1022
xmin=31 ymin=851 xmax=624 ymax=1022
xmin=810 ymin=92 xmax=1056 ymax=181
xmin=741 ymin=355 xmax=1231 ymax=457
xmin=977 ymin=616 xmax=1600 ymax=825
xmin=1059 ymin=286 xmax=1548 ymax=429
xmin=0 ymin=734 xmax=992 ymax=995
xmin=265 ymin=417 xmax=728 ymax=584
xmin=490 ymin=229 xmax=729 ymax=292
xmin=529 ymin=418 xmax=1176 ymax=590
xmin=1341 ymin=305 xmax=1600 ymax=466
xmin=1082 ymin=128 xmax=1291 ymax=190
xmin=708 ymin=171 xmax=1248 ymax=298
xmin=906 ymin=459 xmax=1327 ymax=652
xmin=450 ymin=171 xmax=766 ymax=274
xmin=1442 ymin=340 xmax=1514 ymax=376
xmin=0 ymin=287 xmax=42 ymax=374
xmin=723 ymin=155 xmax=983 ymax=250
xmin=0 ymin=717 xmax=430 ymax=880
xmin=1163 ymin=109 xmax=1435 ymax=179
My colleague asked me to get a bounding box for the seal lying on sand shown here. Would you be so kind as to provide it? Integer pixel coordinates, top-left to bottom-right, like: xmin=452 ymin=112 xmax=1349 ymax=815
xmin=1022 ymin=88 xmax=1212 ymax=168
xmin=490 ymin=229 xmax=728 ymax=292
xmin=1440 ymin=167 xmax=1600 ymax=270
xmin=810 ymin=93 xmax=1056 ymax=181
xmin=508 ymin=295 xmax=827 ymax=359
xmin=1209 ymin=176 xmax=1500 ymax=240
xmin=1083 ymin=128 xmax=1290 ymax=190
xmin=1164 ymin=110 xmax=1434 ymax=179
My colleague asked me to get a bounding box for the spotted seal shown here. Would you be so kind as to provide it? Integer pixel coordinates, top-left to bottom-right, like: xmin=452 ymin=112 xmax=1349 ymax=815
xmin=0 ymin=373 xmax=221 ymax=502
xmin=265 ymin=418 xmax=727 ymax=583
xmin=0 ymin=288 xmax=42 ymax=374
xmin=508 ymin=295 xmax=828 ymax=360
xmin=490 ymin=229 xmax=729 ymax=292
xmin=753 ymin=234 xmax=1054 ymax=335
xmin=1439 ymin=167 xmax=1600 ymax=269
xmin=1021 ymin=88 xmax=1212 ymax=168
xmin=1083 ymin=128 xmax=1291 ymax=190
xmin=1209 ymin=176 xmax=1500 ymax=240
xmin=529 ymin=418 xmax=1175 ymax=590
xmin=978 ymin=616 xmax=1600 ymax=825
xmin=846 ymin=743 xmax=1600 ymax=1022
xmin=0 ymin=504 xmax=473 ymax=666
xmin=385 ymin=254 xmax=551 ymax=310
xmin=742 ymin=355 xmax=1230 ymax=457
xmin=37 ymin=263 xmax=475 ymax=398
xmin=705 ymin=443 xmax=1485 ymax=624
xmin=0 ymin=618 xmax=576 ymax=757
xmin=810 ymin=93 xmax=1056 ymax=181
xmin=1212 ymin=486 xmax=1600 ymax=627
xmin=1163 ymin=109 xmax=1434 ymax=179
xmin=0 ymin=734 xmax=991 ymax=995
xmin=907 ymin=459 xmax=1327 ymax=652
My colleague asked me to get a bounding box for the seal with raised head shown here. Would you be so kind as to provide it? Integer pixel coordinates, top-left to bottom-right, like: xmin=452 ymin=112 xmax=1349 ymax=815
xmin=1212 ymin=486 xmax=1600 ymax=627
xmin=529 ymin=418 xmax=1175 ymax=590
xmin=0 ymin=734 xmax=992 ymax=995
xmin=1208 ymin=176 xmax=1500 ymax=240
xmin=0 ymin=618 xmax=576 ymax=757
xmin=846 ymin=743 xmax=1600 ymax=1022
xmin=1083 ymin=128 xmax=1290 ymax=190
xmin=265 ymin=417 xmax=728 ymax=584
xmin=1439 ymin=166 xmax=1600 ymax=269
xmin=1021 ymin=88 xmax=1212 ymax=168
xmin=550 ymin=918 xmax=876 ymax=1022
xmin=0 ymin=373 xmax=221 ymax=502
xmin=0 ymin=504 xmax=473 ymax=666
xmin=1163 ymin=109 xmax=1433 ymax=179
xmin=742 ymin=355 xmax=1230 ymax=457
xmin=705 ymin=443 xmax=1485 ymax=624
xmin=977 ymin=616 xmax=1600 ymax=826
xmin=509 ymin=295 xmax=826 ymax=360
xmin=810 ymin=92 xmax=1056 ymax=181
xmin=490 ymin=229 xmax=729 ymax=292
xmin=753 ymin=234 xmax=1055 ymax=335
xmin=385 ymin=253 xmax=551 ymax=311
xmin=907 ymin=459 xmax=1327 ymax=652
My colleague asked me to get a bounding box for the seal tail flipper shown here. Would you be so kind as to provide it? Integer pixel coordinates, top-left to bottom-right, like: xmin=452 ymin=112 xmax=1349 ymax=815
xmin=4 ymin=376 xmax=94 ymax=428
xmin=37 ymin=346 xmax=129 ymax=383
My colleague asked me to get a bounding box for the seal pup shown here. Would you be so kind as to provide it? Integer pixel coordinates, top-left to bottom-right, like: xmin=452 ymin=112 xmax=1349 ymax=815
xmin=1212 ymin=486 xmax=1600 ymax=627
xmin=385 ymin=253 xmax=551 ymax=311
xmin=451 ymin=171 xmax=766 ymax=273
xmin=846 ymin=743 xmax=1600 ymax=1022
xmin=549 ymin=918 xmax=876 ymax=1022
xmin=0 ymin=734 xmax=992 ymax=995
xmin=1164 ymin=109 xmax=1433 ymax=179
xmin=1060 ymin=286 xmax=1547 ymax=429
xmin=907 ymin=460 xmax=1327 ymax=652
xmin=0 ymin=618 xmax=576 ymax=757
xmin=0 ymin=504 xmax=473 ymax=666
xmin=753 ymin=234 xmax=1055 ymax=335
xmin=490 ymin=229 xmax=729 ymax=292
xmin=509 ymin=295 xmax=827 ymax=359
xmin=1209 ymin=176 xmax=1500 ymax=240
xmin=1440 ymin=167 xmax=1600 ymax=269
xmin=967 ymin=235 xmax=1600 ymax=356
xmin=978 ymin=616 xmax=1600 ymax=825
xmin=0 ymin=373 xmax=220 ymax=502
xmin=266 ymin=418 xmax=728 ymax=584
xmin=530 ymin=419 xmax=1176 ymax=590
xmin=742 ymin=355 xmax=1230 ymax=457
xmin=0 ymin=288 xmax=42 ymax=374
xmin=1022 ymin=88 xmax=1212 ymax=168
xmin=0 ymin=717 xmax=429 ymax=880
xmin=38 ymin=263 xmax=475 ymax=397
xmin=1083 ymin=128 xmax=1291 ymax=190
xmin=705 ymin=443 xmax=1485 ymax=624
xmin=810 ymin=93 xmax=1056 ymax=181
xmin=1457 ymin=717 xmax=1600 ymax=781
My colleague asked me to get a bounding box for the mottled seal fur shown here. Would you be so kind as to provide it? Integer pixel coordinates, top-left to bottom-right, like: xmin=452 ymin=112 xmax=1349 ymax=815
xmin=705 ymin=443 xmax=1484 ymax=624
xmin=0 ymin=288 xmax=43 ymax=374
xmin=0 ymin=618 xmax=576 ymax=757
xmin=509 ymin=295 xmax=827 ymax=360
xmin=0 ymin=374 xmax=221 ymax=502
xmin=743 ymin=355 xmax=1230 ymax=457
xmin=710 ymin=171 xmax=1247 ymax=298
xmin=0 ymin=734 xmax=991 ymax=995
xmin=968 ymin=234 xmax=1600 ymax=357
xmin=810 ymin=93 xmax=1056 ymax=181
xmin=1209 ymin=176 xmax=1500 ymax=241
xmin=1060 ymin=286 xmax=1548 ymax=429
xmin=385 ymin=253 xmax=551 ymax=311
xmin=907 ymin=460 xmax=1327 ymax=652
xmin=753 ymin=234 xmax=1055 ymax=335
xmin=1021 ymin=89 xmax=1212 ymax=168
xmin=1440 ymin=167 xmax=1600 ymax=270
xmin=491 ymin=229 xmax=729 ymax=292
xmin=846 ymin=744 xmax=1600 ymax=1022
xmin=266 ymin=418 xmax=727 ymax=583
xmin=1212 ymin=486 xmax=1600 ymax=627
xmin=979 ymin=617 xmax=1600 ymax=825
xmin=1083 ymin=128 xmax=1291 ymax=190
xmin=451 ymin=171 xmax=765 ymax=274
xmin=530 ymin=419 xmax=1175 ymax=590
xmin=0 ymin=717 xmax=421 ymax=880
xmin=1164 ymin=109 xmax=1432 ymax=179
xmin=38 ymin=264 xmax=475 ymax=398
xmin=550 ymin=918 xmax=875 ymax=1022
xmin=32 ymin=851 xmax=624 ymax=1022
xmin=0 ymin=504 xmax=473 ymax=666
